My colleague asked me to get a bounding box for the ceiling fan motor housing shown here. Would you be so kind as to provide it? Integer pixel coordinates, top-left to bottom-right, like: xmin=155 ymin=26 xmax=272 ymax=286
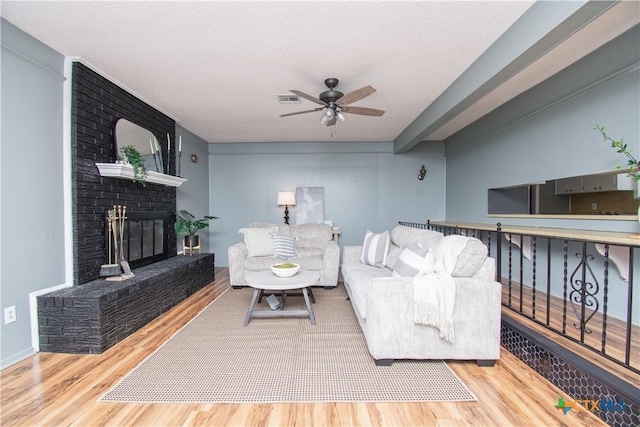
xmin=320 ymin=77 xmax=343 ymax=104
xmin=320 ymin=90 xmax=343 ymax=104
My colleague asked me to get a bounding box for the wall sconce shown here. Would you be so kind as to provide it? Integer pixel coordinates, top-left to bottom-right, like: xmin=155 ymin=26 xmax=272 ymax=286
xmin=418 ymin=165 xmax=427 ymax=181
xmin=277 ymin=191 xmax=296 ymax=225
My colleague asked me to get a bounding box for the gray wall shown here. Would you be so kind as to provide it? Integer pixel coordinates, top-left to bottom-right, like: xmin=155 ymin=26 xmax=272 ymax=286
xmin=444 ymin=26 xmax=640 ymax=233
xmin=442 ymin=26 xmax=640 ymax=323
xmin=1 ymin=19 xmax=66 ymax=368
xmin=175 ymin=125 xmax=211 ymax=252
xmin=208 ymin=142 xmax=446 ymax=266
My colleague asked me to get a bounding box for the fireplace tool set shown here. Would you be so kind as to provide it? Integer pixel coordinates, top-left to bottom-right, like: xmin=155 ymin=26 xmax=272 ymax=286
xmin=100 ymin=205 xmax=134 ymax=281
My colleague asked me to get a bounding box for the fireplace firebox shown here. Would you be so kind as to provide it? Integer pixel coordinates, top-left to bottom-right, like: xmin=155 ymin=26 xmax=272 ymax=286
xmin=108 ymin=211 xmax=172 ymax=269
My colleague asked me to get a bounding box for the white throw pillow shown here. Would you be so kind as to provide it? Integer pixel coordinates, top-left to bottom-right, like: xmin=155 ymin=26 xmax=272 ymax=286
xmin=392 ymin=242 xmax=431 ymax=277
xmin=272 ymin=234 xmax=297 ymax=259
xmin=239 ymin=227 xmax=278 ymax=257
xmin=360 ymin=230 xmax=390 ymax=268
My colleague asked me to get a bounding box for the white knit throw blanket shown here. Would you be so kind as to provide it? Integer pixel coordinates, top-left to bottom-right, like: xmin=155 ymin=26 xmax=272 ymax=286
xmin=413 ymin=235 xmax=471 ymax=343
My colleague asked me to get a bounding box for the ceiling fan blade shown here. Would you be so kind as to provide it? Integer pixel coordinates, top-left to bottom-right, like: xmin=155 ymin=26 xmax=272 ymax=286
xmin=280 ymin=107 xmax=324 ymax=117
xmin=336 ymin=86 xmax=376 ymax=106
xmin=290 ymin=90 xmax=325 ymax=105
xmin=341 ymin=106 xmax=385 ymax=117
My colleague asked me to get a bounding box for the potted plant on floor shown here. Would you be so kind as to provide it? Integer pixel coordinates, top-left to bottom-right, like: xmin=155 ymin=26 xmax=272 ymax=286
xmin=174 ymin=210 xmax=220 ymax=253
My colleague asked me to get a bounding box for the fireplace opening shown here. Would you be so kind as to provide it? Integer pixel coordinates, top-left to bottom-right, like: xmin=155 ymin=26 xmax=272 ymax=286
xmin=107 ymin=211 xmax=171 ymax=269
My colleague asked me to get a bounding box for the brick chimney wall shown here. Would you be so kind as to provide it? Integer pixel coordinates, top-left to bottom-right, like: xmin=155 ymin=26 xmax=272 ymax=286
xmin=71 ymin=62 xmax=177 ymax=285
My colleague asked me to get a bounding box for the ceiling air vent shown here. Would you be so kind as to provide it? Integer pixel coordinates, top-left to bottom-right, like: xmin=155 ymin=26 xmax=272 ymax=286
xmin=277 ymin=94 xmax=301 ymax=104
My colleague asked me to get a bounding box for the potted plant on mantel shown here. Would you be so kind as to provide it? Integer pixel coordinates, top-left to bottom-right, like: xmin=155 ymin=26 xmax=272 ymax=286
xmin=174 ymin=210 xmax=220 ymax=254
xmin=119 ymin=145 xmax=148 ymax=186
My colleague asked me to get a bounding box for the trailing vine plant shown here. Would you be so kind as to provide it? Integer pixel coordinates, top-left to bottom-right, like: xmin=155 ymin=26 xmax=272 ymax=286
xmin=119 ymin=145 xmax=148 ymax=186
xmin=595 ymin=125 xmax=639 ymax=182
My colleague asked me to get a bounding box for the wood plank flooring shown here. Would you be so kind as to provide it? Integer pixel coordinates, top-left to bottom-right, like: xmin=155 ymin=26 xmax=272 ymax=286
xmin=1 ymin=268 xmax=606 ymax=426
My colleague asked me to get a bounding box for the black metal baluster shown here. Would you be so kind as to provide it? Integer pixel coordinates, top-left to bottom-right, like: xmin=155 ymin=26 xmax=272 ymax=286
xmin=508 ymin=231 xmax=513 ymax=308
xmin=532 ymin=236 xmax=537 ymax=320
xmin=562 ymin=240 xmax=568 ymax=334
xmin=519 ymin=234 xmax=524 ymax=313
xmin=546 ymin=238 xmax=551 ymax=326
xmin=496 ymin=223 xmax=502 ymax=286
xmin=625 ymin=247 xmax=635 ymax=366
xmin=601 ymin=244 xmax=609 ymax=355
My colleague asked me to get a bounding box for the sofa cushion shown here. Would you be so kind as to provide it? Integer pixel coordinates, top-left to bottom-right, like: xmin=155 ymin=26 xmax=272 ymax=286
xmin=290 ymin=223 xmax=331 ymax=240
xmin=294 ymin=237 xmax=325 ymax=257
xmin=272 ymin=234 xmax=297 ymax=258
xmin=290 ymin=223 xmax=332 ymax=257
xmin=239 ymin=226 xmax=278 ymax=257
xmin=342 ymin=263 xmax=392 ymax=319
xmin=244 ymin=255 xmax=279 ymax=272
xmin=392 ymin=242 xmax=431 ymax=277
xmin=244 ymin=254 xmax=323 ymax=272
xmin=451 ymin=237 xmax=488 ymax=277
xmin=360 ymin=230 xmax=390 ymax=268
xmin=250 ymin=222 xmax=290 ymax=236
xmin=384 ymin=244 xmax=403 ymax=269
xmin=390 ymin=225 xmax=443 ymax=249
xmin=294 ymin=255 xmax=324 ymax=271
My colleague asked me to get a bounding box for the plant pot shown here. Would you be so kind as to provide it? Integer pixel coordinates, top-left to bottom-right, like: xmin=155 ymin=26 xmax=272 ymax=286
xmin=184 ymin=235 xmax=200 ymax=248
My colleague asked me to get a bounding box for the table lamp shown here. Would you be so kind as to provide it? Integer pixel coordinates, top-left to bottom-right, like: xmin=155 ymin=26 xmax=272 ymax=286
xmin=277 ymin=191 xmax=296 ymax=225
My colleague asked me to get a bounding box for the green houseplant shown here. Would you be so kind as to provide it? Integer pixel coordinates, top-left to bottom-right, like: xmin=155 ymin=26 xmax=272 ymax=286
xmin=595 ymin=125 xmax=640 ymax=182
xmin=174 ymin=210 xmax=220 ymax=251
xmin=119 ymin=145 xmax=148 ymax=186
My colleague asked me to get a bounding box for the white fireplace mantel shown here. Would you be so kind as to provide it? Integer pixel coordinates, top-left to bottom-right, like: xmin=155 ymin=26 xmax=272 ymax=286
xmin=95 ymin=163 xmax=187 ymax=187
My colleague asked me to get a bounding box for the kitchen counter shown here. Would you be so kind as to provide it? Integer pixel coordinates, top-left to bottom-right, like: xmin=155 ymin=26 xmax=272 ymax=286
xmin=487 ymin=214 xmax=637 ymax=221
xmin=429 ymin=220 xmax=640 ymax=245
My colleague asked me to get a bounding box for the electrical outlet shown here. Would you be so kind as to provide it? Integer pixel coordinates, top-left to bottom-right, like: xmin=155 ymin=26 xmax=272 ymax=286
xmin=591 ymin=202 xmax=597 ymax=211
xmin=4 ymin=306 xmax=16 ymax=324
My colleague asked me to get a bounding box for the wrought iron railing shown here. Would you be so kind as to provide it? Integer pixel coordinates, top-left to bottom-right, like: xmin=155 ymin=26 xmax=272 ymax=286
xmin=399 ymin=220 xmax=639 ymax=374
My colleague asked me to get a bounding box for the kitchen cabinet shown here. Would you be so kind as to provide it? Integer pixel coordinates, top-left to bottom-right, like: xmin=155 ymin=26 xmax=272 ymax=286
xmin=555 ymin=176 xmax=583 ymax=194
xmin=583 ymin=174 xmax=616 ymax=192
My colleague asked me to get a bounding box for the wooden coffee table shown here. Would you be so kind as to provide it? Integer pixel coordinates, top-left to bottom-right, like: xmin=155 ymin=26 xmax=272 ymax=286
xmin=244 ymin=270 xmax=319 ymax=325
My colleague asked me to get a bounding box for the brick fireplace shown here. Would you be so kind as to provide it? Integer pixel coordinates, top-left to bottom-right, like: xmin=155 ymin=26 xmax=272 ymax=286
xmin=36 ymin=63 xmax=214 ymax=354
xmin=72 ymin=62 xmax=178 ymax=285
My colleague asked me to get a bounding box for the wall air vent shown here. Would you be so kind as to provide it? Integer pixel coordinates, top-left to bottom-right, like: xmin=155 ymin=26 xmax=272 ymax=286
xmin=277 ymin=94 xmax=301 ymax=104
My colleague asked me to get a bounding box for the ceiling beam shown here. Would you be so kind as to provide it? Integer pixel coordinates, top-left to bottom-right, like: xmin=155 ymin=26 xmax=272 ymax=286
xmin=392 ymin=0 xmax=619 ymax=154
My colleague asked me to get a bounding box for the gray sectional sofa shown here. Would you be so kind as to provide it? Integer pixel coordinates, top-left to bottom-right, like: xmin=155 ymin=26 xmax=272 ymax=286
xmin=341 ymin=225 xmax=502 ymax=366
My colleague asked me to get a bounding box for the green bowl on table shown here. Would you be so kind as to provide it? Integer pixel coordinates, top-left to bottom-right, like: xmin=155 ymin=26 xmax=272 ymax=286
xmin=271 ymin=262 xmax=300 ymax=277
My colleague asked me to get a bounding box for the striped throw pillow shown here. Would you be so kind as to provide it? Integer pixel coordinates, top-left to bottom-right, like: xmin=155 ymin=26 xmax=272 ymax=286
xmin=392 ymin=242 xmax=431 ymax=277
xmin=360 ymin=230 xmax=390 ymax=268
xmin=272 ymin=234 xmax=297 ymax=259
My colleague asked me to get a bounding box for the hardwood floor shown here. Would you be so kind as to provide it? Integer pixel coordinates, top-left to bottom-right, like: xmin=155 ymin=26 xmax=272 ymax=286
xmin=1 ymin=267 xmax=606 ymax=426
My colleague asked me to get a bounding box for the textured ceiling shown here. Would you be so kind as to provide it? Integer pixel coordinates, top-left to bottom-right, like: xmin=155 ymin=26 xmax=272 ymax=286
xmin=1 ymin=1 xmax=637 ymax=146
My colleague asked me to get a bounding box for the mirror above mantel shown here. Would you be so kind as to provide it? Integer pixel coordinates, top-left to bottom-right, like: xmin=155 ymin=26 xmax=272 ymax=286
xmin=488 ymin=171 xmax=639 ymax=216
xmin=115 ymin=118 xmax=162 ymax=172
xmin=95 ymin=119 xmax=186 ymax=187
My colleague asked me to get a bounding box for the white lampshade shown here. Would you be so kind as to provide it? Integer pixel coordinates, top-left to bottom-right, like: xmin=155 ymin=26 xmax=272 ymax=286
xmin=277 ymin=191 xmax=296 ymax=206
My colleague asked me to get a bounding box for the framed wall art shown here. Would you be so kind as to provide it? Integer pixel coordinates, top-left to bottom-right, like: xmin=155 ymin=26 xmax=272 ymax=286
xmin=295 ymin=187 xmax=324 ymax=224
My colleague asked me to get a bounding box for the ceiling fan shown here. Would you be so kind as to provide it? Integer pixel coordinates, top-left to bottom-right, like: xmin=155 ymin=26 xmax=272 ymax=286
xmin=280 ymin=78 xmax=385 ymax=126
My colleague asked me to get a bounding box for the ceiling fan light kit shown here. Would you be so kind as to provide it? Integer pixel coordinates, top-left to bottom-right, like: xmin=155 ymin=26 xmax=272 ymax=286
xmin=281 ymin=78 xmax=385 ymax=127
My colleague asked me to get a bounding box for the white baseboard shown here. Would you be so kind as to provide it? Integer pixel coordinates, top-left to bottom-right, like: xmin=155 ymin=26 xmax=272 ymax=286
xmin=1 ymin=347 xmax=36 ymax=370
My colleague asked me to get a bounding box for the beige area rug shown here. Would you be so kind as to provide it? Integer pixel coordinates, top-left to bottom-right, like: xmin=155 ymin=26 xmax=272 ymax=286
xmin=99 ymin=284 xmax=476 ymax=403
